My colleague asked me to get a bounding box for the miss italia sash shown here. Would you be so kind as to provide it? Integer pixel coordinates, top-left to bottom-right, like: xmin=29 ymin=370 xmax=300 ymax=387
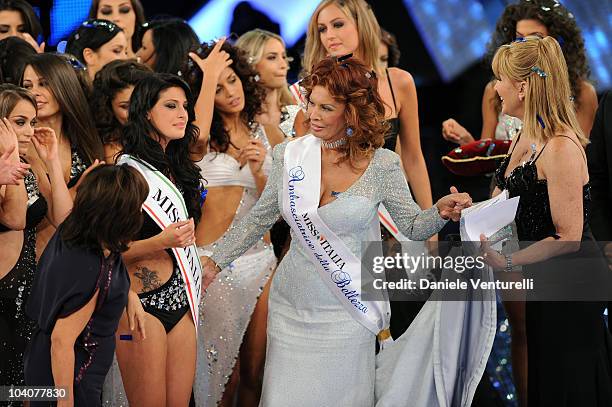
xmin=281 ymin=135 xmax=391 ymax=338
xmin=117 ymin=155 xmax=203 ymax=329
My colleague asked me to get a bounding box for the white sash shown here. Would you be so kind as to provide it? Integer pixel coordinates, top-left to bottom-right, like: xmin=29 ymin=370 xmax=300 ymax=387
xmin=117 ymin=155 xmax=203 ymax=329
xmin=281 ymin=135 xmax=390 ymax=338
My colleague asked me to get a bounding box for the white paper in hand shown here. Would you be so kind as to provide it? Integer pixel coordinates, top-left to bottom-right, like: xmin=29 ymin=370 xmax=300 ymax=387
xmin=461 ymin=190 xmax=520 ymax=242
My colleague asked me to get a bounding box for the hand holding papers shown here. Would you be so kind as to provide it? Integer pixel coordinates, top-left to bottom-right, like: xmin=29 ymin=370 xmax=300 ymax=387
xmin=460 ymin=190 xmax=520 ymax=243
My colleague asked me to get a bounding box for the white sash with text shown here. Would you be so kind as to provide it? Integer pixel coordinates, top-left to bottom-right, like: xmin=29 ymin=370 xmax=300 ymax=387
xmin=281 ymin=135 xmax=390 ymax=337
xmin=117 ymin=155 xmax=203 ymax=330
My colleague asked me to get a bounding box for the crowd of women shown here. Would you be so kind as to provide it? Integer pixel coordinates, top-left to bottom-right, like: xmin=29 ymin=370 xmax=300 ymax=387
xmin=0 ymin=0 xmax=610 ymax=406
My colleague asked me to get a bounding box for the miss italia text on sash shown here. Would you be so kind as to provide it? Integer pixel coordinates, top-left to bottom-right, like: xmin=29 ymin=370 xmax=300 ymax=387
xmin=281 ymin=135 xmax=391 ymax=342
xmin=117 ymin=154 xmax=203 ymax=329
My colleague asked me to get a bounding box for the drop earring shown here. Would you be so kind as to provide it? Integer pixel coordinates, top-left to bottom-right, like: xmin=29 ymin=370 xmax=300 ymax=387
xmin=346 ymin=127 xmax=354 ymax=137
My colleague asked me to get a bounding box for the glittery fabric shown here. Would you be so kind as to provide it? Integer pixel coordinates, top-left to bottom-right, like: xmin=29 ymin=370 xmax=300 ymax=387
xmin=194 ymin=125 xmax=276 ymax=406
xmin=494 ymin=113 xmax=522 ymax=141
xmin=494 ymin=136 xmax=589 ymax=241
xmin=194 ymin=248 xmax=275 ymax=406
xmin=210 ymin=142 xmax=447 ymax=405
xmin=494 ymin=134 xmax=612 ymax=406
xmin=0 ymin=169 xmax=44 ymax=394
xmin=102 ymin=354 xmax=128 ymax=407
xmin=138 ymin=266 xmax=190 ymax=325
xmin=278 ymin=104 xmax=300 ymax=138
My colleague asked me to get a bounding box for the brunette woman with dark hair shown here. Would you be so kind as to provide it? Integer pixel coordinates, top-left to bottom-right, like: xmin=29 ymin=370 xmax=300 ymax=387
xmin=24 ymin=164 xmax=148 ymax=407
xmin=189 ymin=39 xmax=282 ymax=407
xmin=0 ymin=0 xmax=43 ymax=52
xmin=22 ymin=53 xmax=105 ymax=257
xmin=0 ymin=35 xmax=35 ymax=84
xmin=66 ymin=19 xmax=129 ymax=81
xmin=442 ymin=0 xmax=597 ymax=145
xmin=135 ymin=18 xmax=199 ymax=77
xmin=90 ymin=59 xmax=152 ymax=162
xmin=110 ymin=73 xmax=202 ymax=406
xmin=200 ymin=56 xmax=473 ymax=406
xmin=379 ymin=28 xmax=400 ymax=69
xmin=0 ymin=84 xmax=73 ymax=388
xmin=89 ymin=0 xmax=146 ymax=58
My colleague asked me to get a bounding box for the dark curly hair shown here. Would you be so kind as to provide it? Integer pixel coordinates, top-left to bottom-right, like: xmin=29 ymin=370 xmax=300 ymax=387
xmin=301 ymin=57 xmax=389 ymax=168
xmin=90 ymin=59 xmax=152 ymax=144
xmin=187 ymin=41 xmax=265 ymax=153
xmin=120 ymin=73 xmax=202 ymax=224
xmin=486 ymin=0 xmax=589 ymax=107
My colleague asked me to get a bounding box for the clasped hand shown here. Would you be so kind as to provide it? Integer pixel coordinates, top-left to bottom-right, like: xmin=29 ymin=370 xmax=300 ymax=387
xmin=435 ymin=186 xmax=473 ymax=221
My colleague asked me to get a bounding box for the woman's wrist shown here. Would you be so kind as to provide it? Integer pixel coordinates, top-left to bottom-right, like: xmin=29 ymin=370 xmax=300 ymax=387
xmin=434 ymin=201 xmax=449 ymax=220
xmin=252 ymin=167 xmax=266 ymax=180
xmin=207 ymin=257 xmax=222 ymax=274
xmin=46 ymin=158 xmax=63 ymax=176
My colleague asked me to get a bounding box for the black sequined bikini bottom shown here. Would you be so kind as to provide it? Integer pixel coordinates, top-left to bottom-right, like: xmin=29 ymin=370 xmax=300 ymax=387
xmin=138 ymin=266 xmax=189 ymax=333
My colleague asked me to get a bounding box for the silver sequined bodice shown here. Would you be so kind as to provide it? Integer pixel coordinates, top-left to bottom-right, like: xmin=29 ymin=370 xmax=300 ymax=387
xmin=208 ymin=141 xmax=448 ymax=406
xmin=211 ymin=141 xmax=447 ymax=279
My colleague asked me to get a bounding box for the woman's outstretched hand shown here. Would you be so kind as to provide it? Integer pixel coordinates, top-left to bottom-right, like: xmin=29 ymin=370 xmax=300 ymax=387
xmin=435 ymin=186 xmax=472 ymax=221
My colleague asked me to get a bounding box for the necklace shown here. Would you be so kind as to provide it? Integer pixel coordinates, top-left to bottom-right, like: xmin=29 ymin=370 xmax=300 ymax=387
xmin=321 ymin=137 xmax=348 ymax=149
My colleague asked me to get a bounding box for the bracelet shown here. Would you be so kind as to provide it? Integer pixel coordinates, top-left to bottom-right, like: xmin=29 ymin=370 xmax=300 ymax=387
xmin=504 ymin=253 xmax=513 ymax=272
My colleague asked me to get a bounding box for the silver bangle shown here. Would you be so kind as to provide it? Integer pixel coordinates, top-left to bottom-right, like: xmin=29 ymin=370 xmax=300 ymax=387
xmin=504 ymin=253 xmax=513 ymax=272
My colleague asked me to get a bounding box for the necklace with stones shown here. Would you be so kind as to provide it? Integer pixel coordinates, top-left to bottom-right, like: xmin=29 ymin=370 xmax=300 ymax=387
xmin=321 ymin=137 xmax=348 ymax=149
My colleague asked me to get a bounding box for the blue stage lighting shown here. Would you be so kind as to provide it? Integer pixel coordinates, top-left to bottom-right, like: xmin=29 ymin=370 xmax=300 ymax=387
xmin=188 ymin=0 xmax=319 ymax=46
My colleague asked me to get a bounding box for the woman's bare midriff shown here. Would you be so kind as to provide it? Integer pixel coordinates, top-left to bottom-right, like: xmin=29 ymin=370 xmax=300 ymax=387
xmin=0 ymin=230 xmax=24 ymax=280
xmin=126 ymin=250 xmax=175 ymax=294
xmin=196 ymin=185 xmax=270 ymax=246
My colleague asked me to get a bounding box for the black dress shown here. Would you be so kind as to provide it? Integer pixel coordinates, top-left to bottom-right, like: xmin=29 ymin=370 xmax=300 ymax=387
xmin=23 ymin=228 xmax=129 ymax=407
xmin=495 ymin=134 xmax=612 ymax=406
xmin=0 ymin=169 xmax=47 ymax=392
xmin=0 ymin=150 xmax=87 ymax=393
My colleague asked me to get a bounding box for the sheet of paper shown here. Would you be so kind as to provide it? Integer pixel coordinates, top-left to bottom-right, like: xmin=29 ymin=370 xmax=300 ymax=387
xmin=461 ymin=191 xmax=519 ymax=242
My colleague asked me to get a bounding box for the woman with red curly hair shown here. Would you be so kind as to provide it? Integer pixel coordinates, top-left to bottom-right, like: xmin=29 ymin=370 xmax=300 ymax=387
xmin=200 ymin=56 xmax=474 ymax=406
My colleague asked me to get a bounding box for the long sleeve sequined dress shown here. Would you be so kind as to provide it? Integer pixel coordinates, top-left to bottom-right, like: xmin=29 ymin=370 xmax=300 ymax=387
xmin=210 ymin=141 xmax=447 ymax=406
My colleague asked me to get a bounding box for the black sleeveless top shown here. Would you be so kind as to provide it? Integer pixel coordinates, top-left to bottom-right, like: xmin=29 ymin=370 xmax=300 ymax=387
xmin=382 ymin=68 xmax=400 ymax=151
xmin=494 ymin=133 xmax=591 ymax=241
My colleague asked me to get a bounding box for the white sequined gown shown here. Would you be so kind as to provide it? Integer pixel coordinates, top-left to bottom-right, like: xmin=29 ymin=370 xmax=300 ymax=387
xmin=194 ymin=124 xmax=277 ymax=406
xmin=210 ymin=141 xmax=448 ymax=406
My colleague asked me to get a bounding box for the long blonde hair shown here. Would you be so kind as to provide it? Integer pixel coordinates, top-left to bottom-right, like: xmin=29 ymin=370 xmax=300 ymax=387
xmin=303 ymin=0 xmax=382 ymax=77
xmin=492 ymin=36 xmax=587 ymax=147
xmin=235 ymin=29 xmax=295 ymax=107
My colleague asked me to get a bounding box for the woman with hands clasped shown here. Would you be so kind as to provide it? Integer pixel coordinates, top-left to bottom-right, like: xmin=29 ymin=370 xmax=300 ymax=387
xmin=189 ymin=39 xmax=282 ymax=407
xmin=199 ymin=57 xmax=470 ymax=406
xmin=0 ymin=84 xmax=74 ymax=387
